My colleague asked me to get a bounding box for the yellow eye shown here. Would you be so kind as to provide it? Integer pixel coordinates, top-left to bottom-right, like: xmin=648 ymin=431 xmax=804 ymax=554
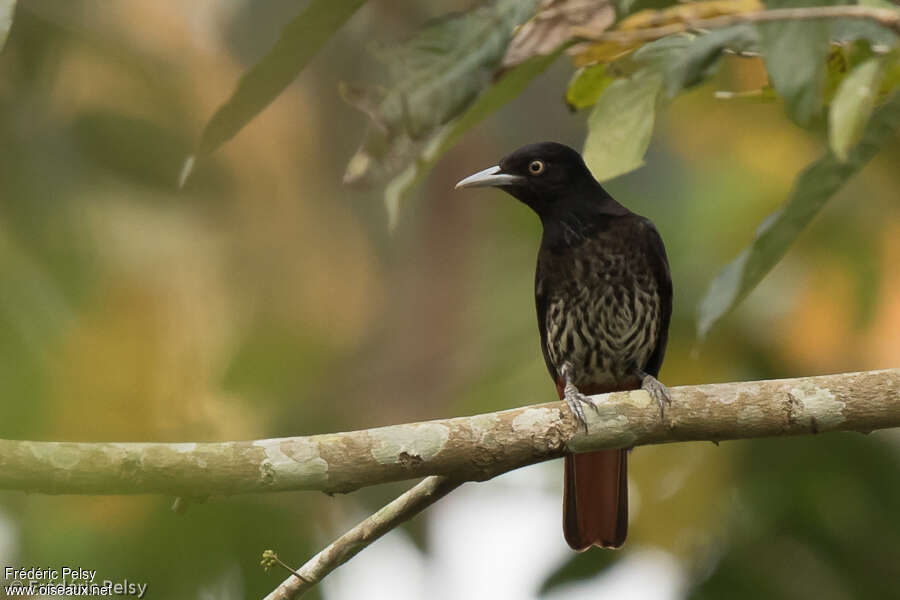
xmin=528 ymin=160 xmax=545 ymax=175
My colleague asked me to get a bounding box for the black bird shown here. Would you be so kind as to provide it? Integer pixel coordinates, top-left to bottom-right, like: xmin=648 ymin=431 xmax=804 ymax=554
xmin=455 ymin=142 xmax=672 ymax=550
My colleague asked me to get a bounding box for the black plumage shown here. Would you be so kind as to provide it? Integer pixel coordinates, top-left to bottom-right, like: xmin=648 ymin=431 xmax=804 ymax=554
xmin=536 ymin=206 xmax=670 ymax=393
xmin=456 ymin=142 xmax=672 ymax=550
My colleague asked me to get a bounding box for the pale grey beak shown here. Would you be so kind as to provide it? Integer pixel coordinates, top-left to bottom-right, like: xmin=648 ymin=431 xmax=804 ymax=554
xmin=454 ymin=165 xmax=523 ymax=189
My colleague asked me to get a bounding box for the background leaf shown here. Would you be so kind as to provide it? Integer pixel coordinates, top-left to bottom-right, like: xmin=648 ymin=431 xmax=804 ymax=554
xmin=384 ymin=51 xmax=559 ymax=229
xmin=583 ymin=68 xmax=664 ymax=181
xmin=823 ymin=40 xmax=877 ymax=104
xmin=664 ymin=25 xmax=759 ymax=96
xmin=579 ymin=35 xmax=696 ymax=181
xmin=0 ymin=0 xmax=15 ymax=52
xmin=566 ymin=64 xmax=614 ymax=110
xmin=697 ymin=90 xmax=900 ymax=339
xmin=881 ymin=51 xmax=900 ymax=95
xmin=757 ymin=0 xmax=833 ymax=126
xmin=538 ymin=548 xmax=618 ymax=595
xmin=192 ymin=0 xmax=366 ymax=157
xmin=343 ymin=0 xmax=539 ymax=188
xmin=829 ymin=57 xmax=884 ymax=161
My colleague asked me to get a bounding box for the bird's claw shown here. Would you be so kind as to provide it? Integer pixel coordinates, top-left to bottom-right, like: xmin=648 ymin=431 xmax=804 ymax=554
xmin=641 ymin=374 xmax=671 ymax=421
xmin=564 ymin=380 xmax=596 ymax=433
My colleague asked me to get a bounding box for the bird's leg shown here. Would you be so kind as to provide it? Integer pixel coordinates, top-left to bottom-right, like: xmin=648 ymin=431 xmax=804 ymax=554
xmin=561 ymin=363 xmax=593 ymax=433
xmin=635 ymin=368 xmax=671 ymax=420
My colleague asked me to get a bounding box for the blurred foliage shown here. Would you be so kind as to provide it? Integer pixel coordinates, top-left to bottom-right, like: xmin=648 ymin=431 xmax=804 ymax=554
xmin=183 ymin=0 xmax=367 ymax=185
xmin=0 ymin=1 xmax=14 ymax=51
xmin=341 ymin=0 xmax=537 ymax=188
xmin=566 ymin=63 xmax=614 ymax=110
xmin=539 ymin=544 xmax=618 ymax=594
xmin=689 ymin=433 xmax=900 ymax=600
xmin=380 ymin=50 xmax=559 ymax=230
xmin=584 ymin=64 xmax=664 ymax=180
xmin=663 ymin=25 xmax=759 ymax=95
xmin=759 ymin=0 xmax=833 ymax=127
xmin=501 ymin=0 xmax=616 ymax=69
xmin=571 ymin=0 xmax=763 ymax=66
xmin=187 ymin=0 xmax=900 ymax=335
xmin=698 ymin=89 xmax=900 ymax=338
xmin=829 ymin=54 xmax=886 ymax=160
xmin=0 ymin=0 xmax=899 ymax=599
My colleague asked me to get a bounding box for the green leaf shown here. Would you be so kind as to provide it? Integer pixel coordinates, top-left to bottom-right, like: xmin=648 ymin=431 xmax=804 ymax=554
xmin=181 ymin=0 xmax=366 ymax=183
xmin=384 ymin=51 xmax=558 ymax=229
xmin=697 ymin=90 xmax=900 ymax=339
xmin=0 ymin=0 xmax=15 ymax=52
xmin=343 ymin=0 xmax=539 ymax=188
xmin=539 ymin=548 xmax=618 ymax=595
xmin=829 ymin=57 xmax=884 ymax=161
xmin=578 ymin=35 xmax=696 ymax=181
xmin=664 ymin=25 xmax=759 ymax=97
xmin=566 ymin=64 xmax=614 ymax=111
xmin=823 ymin=40 xmax=877 ymax=105
xmin=583 ymin=68 xmax=664 ymax=182
xmin=757 ymin=0 xmax=833 ymax=126
xmin=630 ymin=33 xmax=696 ymax=67
xmin=884 ymin=48 xmax=900 ymax=85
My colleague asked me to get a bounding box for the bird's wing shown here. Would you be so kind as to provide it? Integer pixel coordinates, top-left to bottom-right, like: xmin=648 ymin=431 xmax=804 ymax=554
xmin=534 ymin=260 xmax=559 ymax=382
xmin=641 ymin=218 xmax=673 ymax=379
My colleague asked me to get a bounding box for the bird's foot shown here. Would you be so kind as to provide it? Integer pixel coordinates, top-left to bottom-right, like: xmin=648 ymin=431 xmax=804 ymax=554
xmin=561 ymin=363 xmax=598 ymax=433
xmin=564 ymin=380 xmax=595 ymax=433
xmin=639 ymin=371 xmax=671 ymax=421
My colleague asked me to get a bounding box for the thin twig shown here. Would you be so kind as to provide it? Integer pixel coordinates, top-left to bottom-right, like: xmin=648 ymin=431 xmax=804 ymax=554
xmin=263 ymin=475 xmax=463 ymax=600
xmin=571 ymin=6 xmax=900 ymax=44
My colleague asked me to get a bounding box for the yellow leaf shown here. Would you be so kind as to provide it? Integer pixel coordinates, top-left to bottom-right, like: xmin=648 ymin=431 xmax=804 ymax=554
xmin=572 ymin=0 xmax=764 ymax=66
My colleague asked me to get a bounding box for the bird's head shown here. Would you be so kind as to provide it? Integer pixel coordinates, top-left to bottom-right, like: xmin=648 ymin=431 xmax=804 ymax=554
xmin=454 ymin=142 xmax=601 ymax=217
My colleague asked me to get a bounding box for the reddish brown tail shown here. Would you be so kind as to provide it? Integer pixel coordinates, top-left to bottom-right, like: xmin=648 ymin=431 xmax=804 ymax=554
xmin=557 ymin=379 xmax=631 ymax=550
xmin=563 ymin=449 xmax=628 ymax=550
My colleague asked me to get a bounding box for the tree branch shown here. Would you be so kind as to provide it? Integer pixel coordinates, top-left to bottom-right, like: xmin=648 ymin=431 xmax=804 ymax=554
xmin=570 ymin=6 xmax=900 ymax=44
xmin=0 ymin=369 xmax=897 ymax=497
xmin=263 ymin=475 xmax=462 ymax=600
